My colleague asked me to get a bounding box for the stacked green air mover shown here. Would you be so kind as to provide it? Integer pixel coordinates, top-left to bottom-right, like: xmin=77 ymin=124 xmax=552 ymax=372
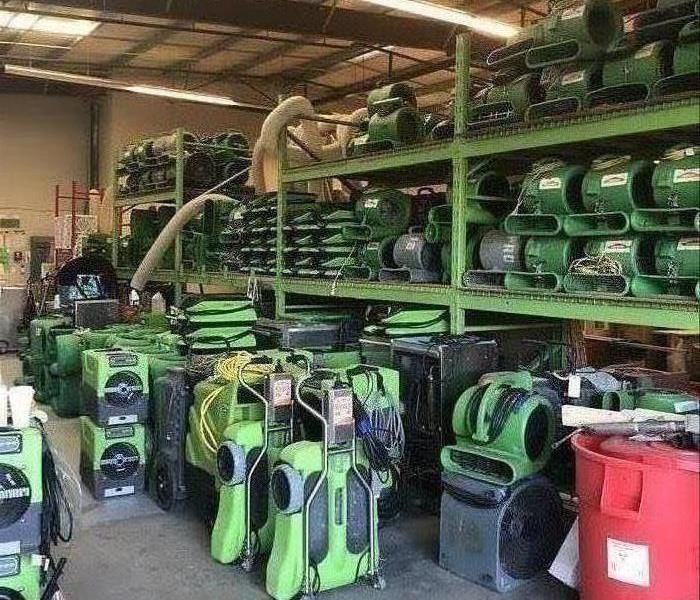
xmin=346 ymin=82 xmax=446 ymax=155
xmin=360 ymin=307 xmax=450 ymax=366
xmin=287 ymin=187 xmax=451 ymax=283
xmin=284 ymin=200 xmax=359 ymax=278
xmin=462 ymin=149 xmax=698 ymax=299
xmin=79 ymin=347 xmax=149 ymax=500
xmin=117 ymin=129 xmax=250 ymax=197
xmin=478 ymin=0 xmax=622 ymax=126
xmin=184 ymin=194 xmax=241 ymax=273
xmin=438 ymin=371 xmax=564 ymax=592
xmin=0 ymin=427 xmax=43 ymax=600
xmin=587 ymin=0 xmax=699 ymax=106
xmin=222 ymin=192 xmax=317 ymax=275
xmin=17 ymin=315 xmax=72 ymax=402
xmin=177 ymin=299 xmax=258 ymax=354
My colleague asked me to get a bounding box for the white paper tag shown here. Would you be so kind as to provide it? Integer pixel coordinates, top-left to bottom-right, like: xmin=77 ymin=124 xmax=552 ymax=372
xmin=673 ymin=168 xmax=700 ymax=183
xmin=364 ymin=198 xmax=379 ymax=208
xmin=603 ymin=239 xmax=632 ymax=253
xmin=674 ymin=399 xmax=699 ymax=413
xmin=539 ymin=176 xmax=562 ymax=190
xmin=561 ymin=70 xmax=585 ymax=86
xmin=405 ymin=240 xmax=417 ymax=251
xmin=568 ymin=375 xmax=582 ymax=399
xmin=601 ymin=172 xmax=629 ymax=187
xmin=607 ymin=538 xmax=650 ymax=587
xmin=549 ymin=519 xmax=579 ymax=589
xmin=634 ymin=44 xmax=655 ymax=59
xmin=561 ymin=5 xmax=585 ymax=19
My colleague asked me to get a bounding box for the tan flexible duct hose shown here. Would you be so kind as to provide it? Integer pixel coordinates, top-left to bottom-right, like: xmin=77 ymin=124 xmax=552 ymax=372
xmin=129 ymin=193 xmax=233 ymax=292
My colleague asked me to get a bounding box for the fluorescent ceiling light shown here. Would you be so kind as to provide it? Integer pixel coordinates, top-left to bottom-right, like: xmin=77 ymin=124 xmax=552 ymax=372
xmin=3 ymin=64 xmax=272 ymax=112
xmin=349 ymin=46 xmax=395 ymax=63
xmin=0 ymin=10 xmax=99 ymax=36
xmin=356 ymin=0 xmax=519 ymax=39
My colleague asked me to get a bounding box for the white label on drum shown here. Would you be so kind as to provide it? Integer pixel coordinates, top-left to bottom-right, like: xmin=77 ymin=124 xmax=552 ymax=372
xmin=561 ymin=70 xmax=585 ymax=86
xmin=607 ymin=538 xmax=650 ymax=587
xmin=561 ymin=5 xmax=585 ymax=19
xmin=539 ymin=177 xmax=562 ymax=190
xmin=105 ymin=485 xmax=135 ymax=498
xmin=678 ymin=237 xmax=700 ymax=251
xmin=405 ymin=240 xmax=417 ymax=251
xmin=603 ymin=240 xmax=632 ymax=253
xmin=634 ymin=44 xmax=655 ymax=59
xmin=601 ymin=172 xmax=628 ymax=187
xmin=364 ymin=198 xmax=379 ymax=208
xmin=674 ymin=399 xmax=699 ymax=413
xmin=673 ymin=168 xmax=700 ymax=183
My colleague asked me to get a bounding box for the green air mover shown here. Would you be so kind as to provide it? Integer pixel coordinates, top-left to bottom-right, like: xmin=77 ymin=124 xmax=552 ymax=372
xmin=181 ymin=300 xmax=257 ymax=329
xmin=347 ymin=83 xmax=423 ymax=156
xmin=654 ymin=20 xmax=700 ymax=96
xmin=631 ymin=235 xmax=699 ymax=298
xmin=586 ymin=40 xmax=674 ymax=106
xmin=184 ymin=327 xmax=257 ymax=353
xmin=632 ymin=0 xmax=696 ymax=43
xmin=527 ymin=62 xmax=603 ymax=120
xmin=563 ymin=236 xmax=652 ymax=295
xmin=356 ymin=238 xmax=397 ymax=280
xmin=564 ymin=155 xmax=654 ymax=236
xmin=505 ymin=237 xmax=579 ymax=292
xmin=506 ymin=160 xmax=586 ymax=235
xmin=22 ymin=316 xmax=71 ymax=401
xmin=440 ymin=371 xmax=555 ymax=486
xmin=81 ymin=349 xmax=150 ymax=426
xmin=0 ymin=428 xmax=43 ymax=554
xmin=470 ymin=73 xmax=544 ymax=127
xmin=342 ymin=189 xmax=411 ymax=241
xmin=80 ymin=418 xmax=146 ymax=499
xmin=50 ymin=330 xmax=114 ymax=418
xmin=211 ymin=367 xmax=296 ymax=570
xmin=0 ymin=554 xmax=41 ymax=600
xmin=265 ymin=374 xmax=385 ymax=600
xmin=525 ymin=0 xmax=621 ymax=69
xmin=465 ymin=229 xmax=525 ymax=288
xmin=632 ymin=144 xmax=700 ymax=232
xmin=602 ymin=388 xmax=699 ymax=413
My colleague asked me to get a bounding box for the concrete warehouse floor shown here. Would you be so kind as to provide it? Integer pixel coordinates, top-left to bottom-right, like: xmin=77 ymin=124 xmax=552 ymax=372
xmin=2 ymin=355 xmax=575 ymax=600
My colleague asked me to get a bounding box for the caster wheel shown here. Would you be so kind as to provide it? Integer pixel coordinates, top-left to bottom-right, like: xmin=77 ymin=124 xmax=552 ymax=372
xmin=373 ymin=575 xmax=386 ymax=590
xmin=154 ymin=455 xmax=176 ymax=511
xmin=241 ymin=555 xmax=255 ymax=573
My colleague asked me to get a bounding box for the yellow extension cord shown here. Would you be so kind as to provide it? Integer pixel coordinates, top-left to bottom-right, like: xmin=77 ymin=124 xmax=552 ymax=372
xmin=198 ymin=352 xmax=274 ymax=455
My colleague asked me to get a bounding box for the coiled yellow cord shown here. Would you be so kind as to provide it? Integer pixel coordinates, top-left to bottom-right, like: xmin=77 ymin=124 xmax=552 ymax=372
xmin=198 ymin=352 xmax=274 ymax=455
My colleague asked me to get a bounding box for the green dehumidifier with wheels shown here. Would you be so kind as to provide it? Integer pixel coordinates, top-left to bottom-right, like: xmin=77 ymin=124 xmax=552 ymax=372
xmin=0 ymin=427 xmax=43 ymax=555
xmin=0 ymin=554 xmax=41 ymax=600
xmin=79 ymin=417 xmax=146 ymax=499
xmin=265 ymin=374 xmax=384 ymax=600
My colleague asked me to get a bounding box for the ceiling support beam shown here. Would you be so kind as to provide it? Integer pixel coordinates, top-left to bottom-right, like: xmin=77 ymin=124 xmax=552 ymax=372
xmin=313 ymin=55 xmax=456 ymax=106
xmin=24 ymin=0 xmax=493 ymax=51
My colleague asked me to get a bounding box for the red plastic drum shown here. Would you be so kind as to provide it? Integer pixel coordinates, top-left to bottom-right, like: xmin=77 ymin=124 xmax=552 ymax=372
xmin=573 ymin=434 xmax=699 ymax=600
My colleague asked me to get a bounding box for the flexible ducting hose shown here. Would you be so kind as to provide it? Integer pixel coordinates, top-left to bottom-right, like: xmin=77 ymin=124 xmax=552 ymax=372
xmin=129 ymin=192 xmax=233 ymax=292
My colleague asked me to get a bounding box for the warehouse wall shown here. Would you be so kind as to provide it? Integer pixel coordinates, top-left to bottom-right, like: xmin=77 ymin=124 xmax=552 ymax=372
xmin=0 ymin=94 xmax=90 ymax=237
xmin=99 ymin=92 xmax=266 ymax=196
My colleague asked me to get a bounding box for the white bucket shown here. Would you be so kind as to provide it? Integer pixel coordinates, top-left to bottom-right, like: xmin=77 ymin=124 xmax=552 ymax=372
xmin=9 ymin=385 xmax=34 ymax=429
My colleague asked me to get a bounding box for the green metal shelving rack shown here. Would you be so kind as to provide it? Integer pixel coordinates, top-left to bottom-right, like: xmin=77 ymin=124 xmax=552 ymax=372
xmin=114 ymin=34 xmax=699 ymax=332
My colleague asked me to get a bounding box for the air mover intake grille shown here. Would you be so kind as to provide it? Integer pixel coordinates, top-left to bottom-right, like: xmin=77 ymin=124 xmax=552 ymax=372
xmin=448 ymin=449 xmax=513 ymax=484
xmin=100 ymin=443 xmax=140 ymax=481
xmin=0 ymin=465 xmax=31 ymax=528
xmin=499 ymin=484 xmax=563 ymax=580
xmin=104 ymin=372 xmax=144 ymax=407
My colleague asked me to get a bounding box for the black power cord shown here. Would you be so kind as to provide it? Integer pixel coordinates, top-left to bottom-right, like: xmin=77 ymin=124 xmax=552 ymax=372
xmin=37 ymin=421 xmax=74 ymax=595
